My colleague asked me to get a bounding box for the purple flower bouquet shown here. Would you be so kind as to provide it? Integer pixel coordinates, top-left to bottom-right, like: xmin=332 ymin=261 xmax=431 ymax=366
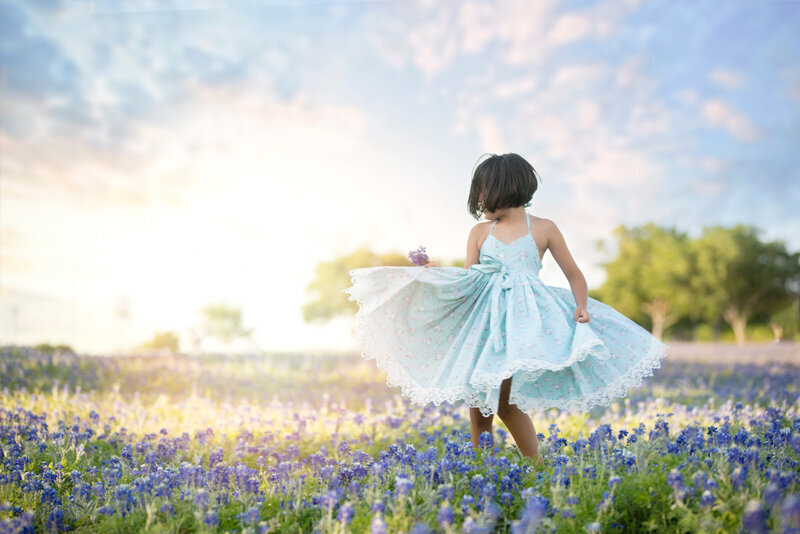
xmin=408 ymin=246 xmax=429 ymax=266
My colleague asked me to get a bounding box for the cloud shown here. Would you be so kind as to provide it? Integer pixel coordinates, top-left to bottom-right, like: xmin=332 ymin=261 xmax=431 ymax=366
xmin=616 ymin=55 xmax=659 ymax=95
xmin=694 ymin=180 xmax=725 ymax=197
xmin=0 ymin=2 xmax=85 ymax=107
xmin=474 ymin=116 xmax=507 ymax=153
xmin=550 ymin=63 xmax=608 ymax=89
xmin=627 ymin=100 xmax=671 ymax=137
xmin=547 ymin=13 xmax=591 ymax=45
xmin=675 ymin=88 xmax=699 ymax=107
xmin=577 ymin=145 xmax=663 ymax=189
xmin=366 ymin=0 xmax=639 ymax=75
xmin=700 ymin=99 xmax=760 ymax=142
xmin=491 ymin=76 xmax=538 ymax=100
xmin=697 ymin=156 xmax=726 ymax=173
xmin=709 ymin=69 xmax=744 ymax=90
xmin=782 ymin=66 xmax=800 ymax=102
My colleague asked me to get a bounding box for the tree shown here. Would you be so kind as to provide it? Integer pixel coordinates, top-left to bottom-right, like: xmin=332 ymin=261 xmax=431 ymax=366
xmin=199 ymin=303 xmax=255 ymax=352
xmin=136 ymin=331 xmax=180 ymax=355
xmin=690 ymin=225 xmax=800 ymax=345
xmin=304 ymin=246 xmax=467 ymax=323
xmin=303 ymin=247 xmax=408 ymax=323
xmin=595 ymin=223 xmax=694 ymax=340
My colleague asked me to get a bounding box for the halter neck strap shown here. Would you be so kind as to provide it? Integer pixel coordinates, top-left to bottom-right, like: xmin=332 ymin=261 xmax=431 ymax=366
xmin=489 ymin=209 xmax=529 ymax=236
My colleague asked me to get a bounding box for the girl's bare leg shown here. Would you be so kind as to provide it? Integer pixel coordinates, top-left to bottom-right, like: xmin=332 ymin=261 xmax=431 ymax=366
xmin=469 ymin=407 xmax=494 ymax=450
xmin=496 ymin=376 xmax=542 ymax=463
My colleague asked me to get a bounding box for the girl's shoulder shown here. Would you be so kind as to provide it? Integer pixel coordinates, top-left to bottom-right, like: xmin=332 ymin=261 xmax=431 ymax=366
xmin=533 ymin=215 xmax=556 ymax=230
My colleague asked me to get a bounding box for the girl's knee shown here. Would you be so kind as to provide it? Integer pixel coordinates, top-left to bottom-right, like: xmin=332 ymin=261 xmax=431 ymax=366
xmin=496 ymin=401 xmax=521 ymax=420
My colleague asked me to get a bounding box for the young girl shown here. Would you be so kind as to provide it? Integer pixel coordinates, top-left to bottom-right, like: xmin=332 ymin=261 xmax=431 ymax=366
xmin=343 ymin=153 xmax=669 ymax=465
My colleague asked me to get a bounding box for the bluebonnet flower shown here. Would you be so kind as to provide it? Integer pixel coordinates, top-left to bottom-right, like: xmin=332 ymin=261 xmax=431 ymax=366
xmin=205 ymin=509 xmax=219 ymax=527
xmin=410 ymin=522 xmax=433 ymax=534
xmin=741 ymin=500 xmax=768 ymax=533
xmin=337 ymin=502 xmax=354 ymax=524
xmin=237 ymin=506 xmax=260 ymax=526
xmin=667 ymin=468 xmax=683 ymax=490
xmin=194 ymin=488 xmax=209 ymax=509
xmin=511 ymin=493 xmax=548 ymax=534
xmin=370 ymin=512 xmax=387 ymax=534
xmin=596 ymin=490 xmax=614 ymax=512
xmin=781 ymin=494 xmax=800 ymax=529
xmin=437 ymin=502 xmax=454 ymax=526
xmin=319 ymin=489 xmax=340 ymax=510
xmin=608 ymin=476 xmax=621 ymax=489
xmin=731 ymin=466 xmax=748 ymax=489
xmin=395 ymin=475 xmax=414 ymax=495
xmin=764 ymin=482 xmax=781 ymax=507
xmin=209 ymin=447 xmax=224 ymax=468
xmin=45 ymin=506 xmax=64 ymax=531
xmin=463 ymin=517 xmax=494 ymax=534
xmin=700 ymin=490 xmax=715 ymax=507
xmin=462 ymin=494 xmax=475 ymax=513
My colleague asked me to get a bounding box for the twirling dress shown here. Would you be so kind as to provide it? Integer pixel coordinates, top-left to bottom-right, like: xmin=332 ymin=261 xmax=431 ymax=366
xmin=342 ymin=211 xmax=669 ymax=417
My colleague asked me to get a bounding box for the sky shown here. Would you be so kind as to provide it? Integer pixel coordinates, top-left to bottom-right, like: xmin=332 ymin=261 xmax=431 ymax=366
xmin=1 ymin=0 xmax=799 ymax=355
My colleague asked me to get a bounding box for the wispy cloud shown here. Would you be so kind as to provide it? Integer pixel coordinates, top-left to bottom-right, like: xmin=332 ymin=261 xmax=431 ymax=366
xmin=700 ymin=99 xmax=760 ymax=142
xmin=710 ymin=69 xmax=744 ymax=90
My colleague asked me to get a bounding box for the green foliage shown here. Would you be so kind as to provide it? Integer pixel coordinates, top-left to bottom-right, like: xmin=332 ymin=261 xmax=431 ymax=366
xmin=694 ymin=324 xmax=714 ymax=342
xmin=199 ymin=302 xmax=255 ymax=347
xmin=770 ymin=302 xmax=800 ymax=339
xmin=32 ymin=343 xmax=75 ymax=355
xmin=690 ymin=225 xmax=800 ymax=343
xmin=595 ymin=223 xmax=694 ymax=334
xmin=302 ymin=246 xmax=415 ymax=323
xmin=719 ymin=324 xmax=774 ymax=343
xmin=136 ymin=331 xmax=180 ymax=354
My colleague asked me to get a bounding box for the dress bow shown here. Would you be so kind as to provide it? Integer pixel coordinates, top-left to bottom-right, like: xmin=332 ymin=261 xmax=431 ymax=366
xmin=469 ymin=256 xmax=516 ymax=353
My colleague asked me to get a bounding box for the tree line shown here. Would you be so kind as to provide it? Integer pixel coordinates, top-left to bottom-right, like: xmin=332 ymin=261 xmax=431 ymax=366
xmin=305 ymin=222 xmax=800 ymax=344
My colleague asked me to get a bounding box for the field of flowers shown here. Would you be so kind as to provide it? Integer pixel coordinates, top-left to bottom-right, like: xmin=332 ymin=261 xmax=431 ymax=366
xmin=1 ymin=342 xmax=799 ymax=533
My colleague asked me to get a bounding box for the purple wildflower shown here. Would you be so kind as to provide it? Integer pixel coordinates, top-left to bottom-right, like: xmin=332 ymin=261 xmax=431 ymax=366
xmin=408 ymin=246 xmax=430 ymax=266
xmin=741 ymin=500 xmax=768 ymax=534
xmin=437 ymin=502 xmax=454 ymax=526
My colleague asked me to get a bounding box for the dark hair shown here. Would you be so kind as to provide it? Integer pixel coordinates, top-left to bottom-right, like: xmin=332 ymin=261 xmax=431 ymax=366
xmin=467 ymin=153 xmax=541 ymax=220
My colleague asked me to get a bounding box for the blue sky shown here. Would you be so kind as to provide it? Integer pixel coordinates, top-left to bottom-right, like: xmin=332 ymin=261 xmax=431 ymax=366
xmin=1 ymin=0 xmax=799 ymax=354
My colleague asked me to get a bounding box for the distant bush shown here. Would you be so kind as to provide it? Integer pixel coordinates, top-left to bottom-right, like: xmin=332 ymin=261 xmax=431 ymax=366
xmin=32 ymin=343 xmax=75 ymax=355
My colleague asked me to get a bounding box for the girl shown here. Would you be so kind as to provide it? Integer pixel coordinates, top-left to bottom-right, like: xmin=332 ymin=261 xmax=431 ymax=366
xmin=343 ymin=153 xmax=669 ymax=465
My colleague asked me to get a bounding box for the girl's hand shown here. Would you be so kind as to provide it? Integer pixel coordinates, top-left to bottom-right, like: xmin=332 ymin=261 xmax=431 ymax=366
xmin=574 ymin=307 xmax=591 ymax=323
xmin=424 ymin=261 xmax=441 ymax=268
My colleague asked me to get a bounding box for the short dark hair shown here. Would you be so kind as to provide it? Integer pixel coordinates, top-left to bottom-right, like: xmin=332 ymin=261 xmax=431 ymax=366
xmin=467 ymin=153 xmax=541 ymax=220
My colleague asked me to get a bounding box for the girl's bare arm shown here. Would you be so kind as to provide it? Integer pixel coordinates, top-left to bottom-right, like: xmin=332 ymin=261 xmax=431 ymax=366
xmin=543 ymin=219 xmax=589 ymax=309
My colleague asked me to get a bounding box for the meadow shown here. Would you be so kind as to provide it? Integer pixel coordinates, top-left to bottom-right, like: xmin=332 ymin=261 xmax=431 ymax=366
xmin=1 ymin=343 xmax=799 ymax=533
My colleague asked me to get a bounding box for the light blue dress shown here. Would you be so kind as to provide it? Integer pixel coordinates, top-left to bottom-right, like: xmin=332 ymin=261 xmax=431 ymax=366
xmin=343 ymin=211 xmax=669 ymax=417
